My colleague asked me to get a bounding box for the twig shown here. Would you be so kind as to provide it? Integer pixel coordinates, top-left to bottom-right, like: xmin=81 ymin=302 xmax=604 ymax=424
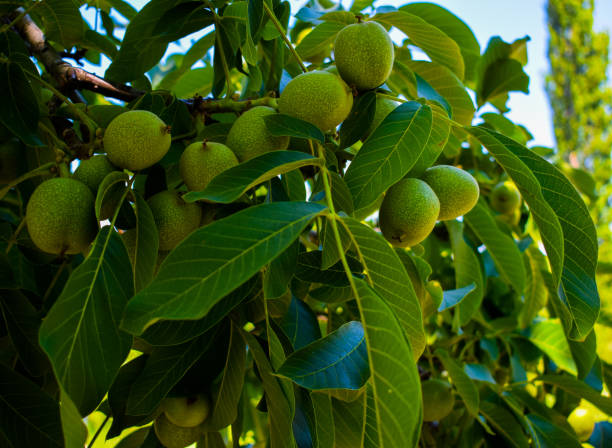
xmin=262 ymin=2 xmax=307 ymax=73
xmin=11 ymin=8 xmax=144 ymax=102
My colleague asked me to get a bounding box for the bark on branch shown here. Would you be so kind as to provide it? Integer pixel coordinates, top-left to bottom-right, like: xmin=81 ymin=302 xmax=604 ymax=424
xmin=9 ymin=9 xmax=278 ymax=115
xmin=11 ymin=9 xmax=144 ymax=102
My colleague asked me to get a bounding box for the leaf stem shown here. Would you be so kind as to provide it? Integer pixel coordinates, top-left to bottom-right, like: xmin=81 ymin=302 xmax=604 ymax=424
xmin=87 ymin=414 xmax=110 ymax=448
xmin=5 ymin=218 xmax=26 ymax=254
xmin=262 ymin=2 xmax=307 ymax=73
xmin=313 ymin=141 xmax=361 ymax=303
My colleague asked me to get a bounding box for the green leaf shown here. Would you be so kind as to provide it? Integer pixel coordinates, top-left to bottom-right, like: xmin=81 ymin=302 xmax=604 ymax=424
xmin=538 ymin=375 xmax=612 ymax=415
xmin=107 ymin=355 xmax=149 ymax=438
xmin=527 ymin=414 xmax=582 ymax=448
xmin=344 ymin=101 xmax=433 ymax=211
xmin=569 ymin=330 xmax=597 ymax=380
xmin=352 ymin=279 xmax=422 ymax=447
xmin=476 ymin=37 xmax=530 ymax=110
xmin=0 ymin=290 xmax=48 ymax=376
xmin=321 ymin=214 xmax=352 ymax=270
xmin=264 ymin=114 xmax=326 ymax=143
xmin=183 ymin=151 xmax=321 ymax=203
xmin=169 ymin=67 xmax=214 ymax=99
xmin=464 ymin=199 xmax=526 ymax=293
xmin=95 ymin=171 xmax=128 ymax=221
xmin=406 ymin=60 xmax=475 ymax=125
xmin=59 ymin=386 xmax=87 ymax=448
xmin=242 ymin=330 xmax=297 ymax=448
xmin=445 ymin=220 xmax=484 ymax=326
xmin=107 ymin=0 xmax=197 ymax=82
xmin=406 ymin=104 xmax=452 ymax=178
xmin=126 ymin=328 xmax=219 ymax=416
xmin=309 ymin=285 xmax=353 ymax=303
xmin=468 ymin=127 xmax=600 ymax=340
xmin=480 ymin=59 xmax=529 ymax=107
xmin=342 ymin=217 xmax=426 ymax=358
xmin=203 ymin=324 xmax=246 ymax=430
xmin=157 ymin=32 xmax=216 ymax=90
xmin=277 ymin=321 xmax=369 ymax=390
xmin=311 ymin=392 xmax=335 ymax=448
xmin=295 ymin=250 xmax=362 ymax=287
xmin=280 ymin=295 xmax=322 ymax=350
xmin=151 ymin=2 xmax=213 ymax=40
xmin=248 ymin=0 xmax=264 ymax=37
xmin=121 ymin=201 xmax=326 ymax=335
xmin=198 ymin=432 xmax=227 ymax=448
xmin=415 ymin=73 xmax=452 ymax=116
xmin=479 ymin=399 xmax=529 ymax=448
xmin=0 ymin=61 xmax=41 ymax=146
xmin=518 ymin=247 xmax=549 ymax=329
xmin=37 ymin=0 xmax=85 ymax=48
xmin=295 ymin=21 xmax=345 ymax=60
xmin=438 ymin=284 xmax=476 ymax=312
xmin=139 ymin=276 xmax=258 ymax=346
xmin=281 ymin=169 xmax=307 ymax=201
xmin=332 ymin=396 xmax=364 ymax=446
xmin=435 ymin=349 xmax=479 ymax=416
xmin=339 ymin=91 xmax=377 ymax=149
xmin=107 ymin=0 xmax=138 ymax=19
xmin=374 ymin=11 xmax=465 ymax=79
xmin=131 ymin=192 xmax=159 ymax=292
xmin=264 ymin=240 xmax=298 ymax=299
xmin=0 ymin=364 xmax=63 ymax=447
xmin=39 ymin=227 xmax=133 ymax=415
xmin=523 ymin=319 xmax=577 ymax=375
xmin=400 ymin=3 xmax=480 ymax=82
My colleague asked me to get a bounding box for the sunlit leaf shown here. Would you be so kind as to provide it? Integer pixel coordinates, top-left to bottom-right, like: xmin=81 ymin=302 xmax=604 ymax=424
xmin=121 ymin=202 xmax=326 ymax=335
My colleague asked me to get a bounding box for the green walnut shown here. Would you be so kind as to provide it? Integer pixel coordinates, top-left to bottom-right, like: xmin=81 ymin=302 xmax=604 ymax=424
xmin=147 ymin=190 xmax=202 ymax=251
xmin=333 ymin=21 xmax=394 ymax=91
xmin=72 ymin=154 xmax=117 ymax=194
xmin=421 ymin=165 xmax=480 ymax=220
xmin=490 ymin=181 xmax=521 ymax=214
xmin=179 ymin=141 xmax=238 ymax=191
xmin=278 ymin=70 xmax=353 ymax=132
xmin=567 ymin=407 xmax=596 ymax=442
xmin=26 ymin=177 xmax=98 ymax=254
xmin=225 ymin=107 xmax=289 ymax=162
xmin=363 ymin=96 xmax=399 ymax=140
xmin=154 ymin=413 xmax=204 ymax=448
xmin=379 ymin=178 xmax=440 ymax=247
xmin=0 ymin=138 xmax=24 ymax=184
xmin=103 ymin=110 xmax=171 ymax=171
xmin=163 ymin=395 xmax=210 ymax=428
xmin=421 ymin=379 xmax=455 ymax=422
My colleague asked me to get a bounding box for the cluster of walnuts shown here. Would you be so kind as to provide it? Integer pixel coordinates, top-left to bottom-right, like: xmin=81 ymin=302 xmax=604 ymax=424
xmin=21 ymin=17 xmax=524 ymax=266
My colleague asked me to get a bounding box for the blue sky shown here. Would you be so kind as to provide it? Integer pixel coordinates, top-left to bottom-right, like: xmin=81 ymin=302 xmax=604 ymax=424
xmin=87 ymin=0 xmax=612 ymax=149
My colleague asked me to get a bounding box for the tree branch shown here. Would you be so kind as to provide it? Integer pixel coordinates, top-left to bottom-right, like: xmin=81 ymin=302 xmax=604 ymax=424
xmin=8 ymin=8 xmax=279 ymax=115
xmin=11 ymin=8 xmax=144 ymax=102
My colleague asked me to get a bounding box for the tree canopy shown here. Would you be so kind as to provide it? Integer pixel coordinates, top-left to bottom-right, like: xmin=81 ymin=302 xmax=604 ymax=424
xmin=0 ymin=1 xmax=609 ymax=447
